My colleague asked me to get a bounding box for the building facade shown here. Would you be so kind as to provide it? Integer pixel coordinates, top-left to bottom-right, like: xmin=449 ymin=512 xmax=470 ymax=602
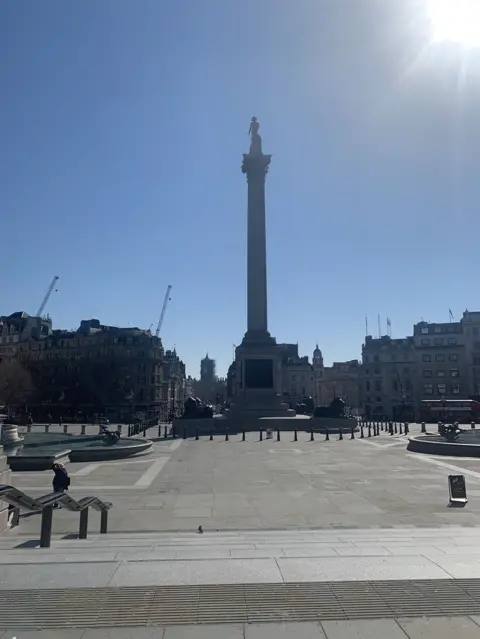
xmin=313 ymin=346 xmax=361 ymax=414
xmin=413 ymin=320 xmax=466 ymax=407
xmin=200 ymin=354 xmax=216 ymax=384
xmin=4 ymin=314 xmax=186 ymax=423
xmin=362 ymin=336 xmax=416 ymax=420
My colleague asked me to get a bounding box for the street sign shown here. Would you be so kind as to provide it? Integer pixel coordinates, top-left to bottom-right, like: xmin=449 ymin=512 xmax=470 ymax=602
xmin=448 ymin=474 xmax=467 ymax=507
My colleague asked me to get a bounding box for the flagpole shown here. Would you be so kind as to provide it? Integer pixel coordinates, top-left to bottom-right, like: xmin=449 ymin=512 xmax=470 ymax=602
xmin=365 ymin=316 xmax=368 ymax=337
xmin=377 ymin=314 xmax=381 ymax=338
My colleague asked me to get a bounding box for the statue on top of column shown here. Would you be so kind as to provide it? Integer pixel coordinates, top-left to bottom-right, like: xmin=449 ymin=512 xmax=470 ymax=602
xmin=248 ymin=116 xmax=262 ymax=155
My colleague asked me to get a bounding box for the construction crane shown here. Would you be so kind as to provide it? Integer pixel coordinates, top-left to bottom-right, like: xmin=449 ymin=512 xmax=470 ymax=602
xmin=36 ymin=276 xmax=59 ymax=317
xmin=155 ymin=285 xmax=172 ymax=338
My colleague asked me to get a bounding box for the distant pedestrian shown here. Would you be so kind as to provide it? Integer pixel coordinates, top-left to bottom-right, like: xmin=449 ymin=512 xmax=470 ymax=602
xmin=59 ymin=416 xmax=63 ymax=427
xmin=52 ymin=463 xmax=70 ymax=508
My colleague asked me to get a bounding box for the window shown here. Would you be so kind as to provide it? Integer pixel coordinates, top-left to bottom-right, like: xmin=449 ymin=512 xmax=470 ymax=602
xmin=374 ymin=367 xmax=380 ymax=375
xmin=450 ymin=369 xmax=459 ymax=378
xmin=375 ymin=381 xmax=381 ymax=391
xmin=435 ymin=354 xmax=445 ymax=362
xmin=423 ymin=370 xmax=433 ymax=378
xmin=447 ymin=325 xmax=455 ymax=333
xmin=365 ymin=381 xmax=370 ymax=391
xmin=364 ymin=368 xmax=370 ymax=375
xmin=421 ymin=327 xmax=429 ymax=334
xmin=421 ymin=338 xmax=430 ymax=346
xmin=376 ymin=396 xmax=382 ymax=402
xmin=437 ymin=383 xmax=446 ymax=394
xmin=452 ymin=383 xmax=461 ymax=395
xmin=366 ymin=395 xmax=371 ymax=403
xmin=447 ymin=338 xmax=457 ymax=345
xmin=424 ymin=384 xmax=433 ymax=395
xmin=422 ymin=354 xmax=431 ymax=362
xmin=434 ymin=326 xmax=442 ymax=333
xmin=436 ymin=370 xmax=445 ymax=378
xmin=374 ymin=355 xmax=379 ymax=362
xmin=449 ymin=354 xmax=458 ymax=362
xmin=434 ymin=338 xmax=444 ymax=346
xmin=364 ymin=355 xmax=369 ymax=363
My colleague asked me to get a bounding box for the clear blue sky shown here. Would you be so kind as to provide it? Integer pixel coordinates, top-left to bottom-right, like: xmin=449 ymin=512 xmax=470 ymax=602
xmin=2 ymin=1 xmax=480 ymax=378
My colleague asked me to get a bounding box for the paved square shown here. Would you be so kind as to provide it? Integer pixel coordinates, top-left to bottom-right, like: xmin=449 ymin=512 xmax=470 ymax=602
xmin=8 ymin=424 xmax=480 ymax=535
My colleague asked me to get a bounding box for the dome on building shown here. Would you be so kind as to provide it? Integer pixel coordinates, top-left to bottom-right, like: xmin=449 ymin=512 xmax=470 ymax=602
xmin=312 ymin=343 xmax=324 ymax=369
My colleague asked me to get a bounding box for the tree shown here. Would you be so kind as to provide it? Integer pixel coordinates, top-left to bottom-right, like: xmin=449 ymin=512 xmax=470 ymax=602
xmin=0 ymin=360 xmax=34 ymax=414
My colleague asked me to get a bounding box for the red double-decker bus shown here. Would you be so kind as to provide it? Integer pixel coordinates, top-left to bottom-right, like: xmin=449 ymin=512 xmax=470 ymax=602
xmin=420 ymin=399 xmax=480 ymax=423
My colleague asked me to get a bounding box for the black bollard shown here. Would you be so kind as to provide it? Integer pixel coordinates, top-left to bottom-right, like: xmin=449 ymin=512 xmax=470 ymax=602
xmin=399 ymin=423 xmax=403 ymax=435
xmin=260 ymin=428 xmax=263 ymax=441
xmin=294 ymin=429 xmax=298 ymax=442
xmin=421 ymin=422 xmax=426 ymax=433
xmin=183 ymin=425 xmax=187 ymax=439
xmin=360 ymin=423 xmax=364 ymax=438
xmin=339 ymin=427 xmax=343 ymax=441
xmin=158 ymin=423 xmax=162 ymax=438
xmin=368 ymin=423 xmax=371 ymax=437
xmin=394 ymin=423 xmax=398 ymax=434
xmin=310 ymin=427 xmax=314 ymax=441
xmin=325 ymin=427 xmax=329 ymax=441
xmin=242 ymin=428 xmax=246 ymax=441
xmin=210 ymin=428 xmax=214 ymax=441
xmin=389 ymin=421 xmax=393 ymax=436
xmin=225 ymin=428 xmax=229 ymax=441
xmin=277 ymin=428 xmax=280 ymax=441
xmin=350 ymin=426 xmax=355 ymax=440
xmin=165 ymin=424 xmax=168 ymax=438
xmin=81 ymin=424 xmax=86 ymax=435
xmin=195 ymin=426 xmax=199 ymax=440
xmin=404 ymin=423 xmax=409 ymax=435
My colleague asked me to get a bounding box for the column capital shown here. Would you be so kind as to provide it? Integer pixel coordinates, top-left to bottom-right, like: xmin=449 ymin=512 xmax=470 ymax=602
xmin=242 ymin=153 xmax=271 ymax=178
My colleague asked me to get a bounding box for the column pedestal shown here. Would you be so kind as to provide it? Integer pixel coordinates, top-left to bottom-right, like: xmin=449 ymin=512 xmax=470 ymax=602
xmin=227 ymin=333 xmax=295 ymax=419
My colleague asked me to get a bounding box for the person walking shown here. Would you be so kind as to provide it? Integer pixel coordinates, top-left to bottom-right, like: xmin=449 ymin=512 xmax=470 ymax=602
xmin=52 ymin=463 xmax=70 ymax=508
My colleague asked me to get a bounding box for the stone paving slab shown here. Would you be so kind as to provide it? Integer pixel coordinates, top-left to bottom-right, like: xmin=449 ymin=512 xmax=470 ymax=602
xmin=4 ymin=617 xmax=480 ymax=638
xmin=8 ymin=425 xmax=480 ymax=536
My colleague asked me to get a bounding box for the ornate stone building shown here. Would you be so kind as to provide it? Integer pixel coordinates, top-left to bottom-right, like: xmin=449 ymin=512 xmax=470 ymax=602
xmin=313 ymin=345 xmax=361 ymax=414
xmin=6 ymin=315 xmax=185 ymax=422
xmin=362 ymin=336 xmax=415 ymax=420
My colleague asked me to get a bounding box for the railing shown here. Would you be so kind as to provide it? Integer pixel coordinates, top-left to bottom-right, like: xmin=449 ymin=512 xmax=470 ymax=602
xmin=0 ymin=485 xmax=112 ymax=548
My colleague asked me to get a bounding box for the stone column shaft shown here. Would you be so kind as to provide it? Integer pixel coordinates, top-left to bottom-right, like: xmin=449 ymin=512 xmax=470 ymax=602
xmin=242 ymin=152 xmax=271 ymax=337
xmin=247 ymin=170 xmax=268 ymax=333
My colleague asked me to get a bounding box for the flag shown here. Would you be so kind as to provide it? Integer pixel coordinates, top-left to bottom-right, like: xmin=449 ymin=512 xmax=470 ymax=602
xmin=387 ymin=317 xmax=391 ymax=328
xmin=449 ymin=309 xmax=454 ymax=321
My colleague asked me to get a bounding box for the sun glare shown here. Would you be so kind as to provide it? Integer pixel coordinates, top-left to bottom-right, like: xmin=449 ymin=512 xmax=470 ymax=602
xmin=428 ymin=0 xmax=480 ymax=46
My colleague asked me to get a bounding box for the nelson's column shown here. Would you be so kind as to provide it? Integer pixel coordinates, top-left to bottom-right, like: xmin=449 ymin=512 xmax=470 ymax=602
xmin=229 ymin=118 xmax=295 ymax=419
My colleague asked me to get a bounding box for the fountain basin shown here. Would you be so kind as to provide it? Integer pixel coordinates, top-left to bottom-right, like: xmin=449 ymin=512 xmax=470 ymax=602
xmin=4 ymin=433 xmax=153 ymax=471
xmin=407 ymin=430 xmax=480 ymax=457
